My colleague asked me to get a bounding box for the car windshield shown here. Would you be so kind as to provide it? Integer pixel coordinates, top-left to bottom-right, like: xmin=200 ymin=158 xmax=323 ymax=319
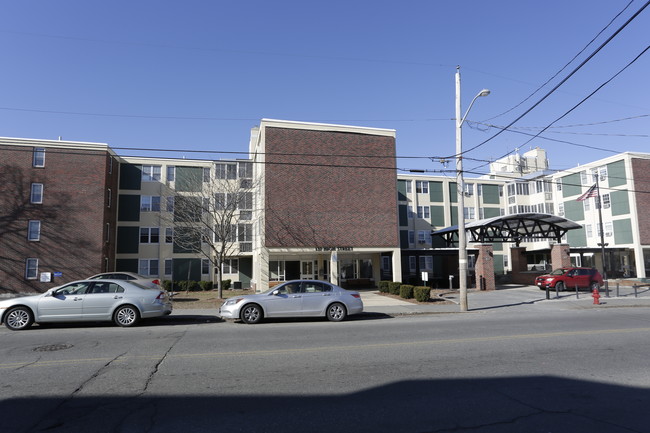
xmin=549 ymin=269 xmax=569 ymax=276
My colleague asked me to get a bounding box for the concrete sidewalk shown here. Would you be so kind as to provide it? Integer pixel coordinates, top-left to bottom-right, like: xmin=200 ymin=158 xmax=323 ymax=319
xmin=358 ymin=284 xmax=650 ymax=315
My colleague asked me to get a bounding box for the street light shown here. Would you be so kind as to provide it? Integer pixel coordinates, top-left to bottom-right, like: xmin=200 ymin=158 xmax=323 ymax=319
xmin=455 ymin=66 xmax=490 ymax=312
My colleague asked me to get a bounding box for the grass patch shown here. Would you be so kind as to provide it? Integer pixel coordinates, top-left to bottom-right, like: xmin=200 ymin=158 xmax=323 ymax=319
xmin=171 ymin=289 xmax=255 ymax=309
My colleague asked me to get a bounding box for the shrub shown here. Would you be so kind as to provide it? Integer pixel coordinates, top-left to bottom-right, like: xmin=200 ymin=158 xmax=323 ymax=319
xmin=378 ymin=281 xmax=390 ymax=293
xmin=187 ymin=280 xmax=200 ymax=292
xmin=388 ymin=282 xmax=402 ymax=295
xmin=414 ymin=286 xmax=431 ymax=302
xmin=161 ymin=280 xmax=173 ymax=291
xmin=399 ymin=285 xmax=414 ymax=299
xmin=199 ymin=280 xmax=213 ymax=291
xmin=223 ymin=279 xmax=232 ymax=290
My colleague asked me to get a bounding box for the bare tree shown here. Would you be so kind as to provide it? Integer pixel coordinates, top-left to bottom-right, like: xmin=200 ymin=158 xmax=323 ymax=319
xmin=162 ymin=163 xmax=254 ymax=298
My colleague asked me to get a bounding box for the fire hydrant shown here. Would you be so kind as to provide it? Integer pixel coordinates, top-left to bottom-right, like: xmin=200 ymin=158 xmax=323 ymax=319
xmin=592 ymin=289 xmax=601 ymax=305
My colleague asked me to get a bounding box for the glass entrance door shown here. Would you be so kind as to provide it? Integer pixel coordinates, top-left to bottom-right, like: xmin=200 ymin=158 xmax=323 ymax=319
xmin=301 ymin=260 xmax=315 ymax=280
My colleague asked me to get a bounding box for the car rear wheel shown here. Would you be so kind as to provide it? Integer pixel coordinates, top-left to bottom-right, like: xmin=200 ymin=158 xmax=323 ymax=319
xmin=4 ymin=306 xmax=34 ymax=331
xmin=241 ymin=304 xmax=263 ymax=324
xmin=113 ymin=305 xmax=140 ymax=327
xmin=327 ymin=303 xmax=347 ymax=322
xmin=555 ymin=282 xmax=565 ymax=292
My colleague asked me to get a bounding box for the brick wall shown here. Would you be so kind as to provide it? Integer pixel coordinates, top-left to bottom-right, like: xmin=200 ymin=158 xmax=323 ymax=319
xmin=264 ymin=127 xmax=398 ymax=248
xmin=0 ymin=144 xmax=116 ymax=293
xmin=632 ymin=158 xmax=650 ymax=245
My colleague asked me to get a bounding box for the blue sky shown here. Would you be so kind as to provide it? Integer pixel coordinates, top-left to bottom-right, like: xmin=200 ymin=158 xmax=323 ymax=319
xmin=1 ymin=0 xmax=648 ymax=177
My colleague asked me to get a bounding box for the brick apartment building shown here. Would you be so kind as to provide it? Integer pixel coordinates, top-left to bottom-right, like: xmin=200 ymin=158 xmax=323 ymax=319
xmin=250 ymin=119 xmax=402 ymax=291
xmin=0 ymin=137 xmax=119 ymax=293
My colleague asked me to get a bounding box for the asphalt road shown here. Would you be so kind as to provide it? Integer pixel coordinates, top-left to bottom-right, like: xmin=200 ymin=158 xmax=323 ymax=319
xmin=1 ymin=306 xmax=650 ymax=433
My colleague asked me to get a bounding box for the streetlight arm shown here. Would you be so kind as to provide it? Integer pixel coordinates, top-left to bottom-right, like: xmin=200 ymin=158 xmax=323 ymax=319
xmin=459 ymin=89 xmax=491 ymax=127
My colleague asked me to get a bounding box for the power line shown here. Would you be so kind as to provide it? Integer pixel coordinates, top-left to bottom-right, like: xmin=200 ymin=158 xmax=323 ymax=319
xmin=454 ymin=0 xmax=650 ymax=159
xmin=483 ymin=0 xmax=636 ymax=122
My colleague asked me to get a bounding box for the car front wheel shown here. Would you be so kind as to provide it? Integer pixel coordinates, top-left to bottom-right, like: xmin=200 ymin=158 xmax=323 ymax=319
xmin=241 ymin=304 xmax=263 ymax=324
xmin=555 ymin=282 xmax=565 ymax=291
xmin=113 ymin=305 xmax=140 ymax=327
xmin=327 ymin=303 xmax=347 ymax=322
xmin=4 ymin=306 xmax=34 ymax=331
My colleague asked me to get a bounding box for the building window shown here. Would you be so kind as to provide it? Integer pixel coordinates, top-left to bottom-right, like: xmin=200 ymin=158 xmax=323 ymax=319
xmin=107 ymin=188 xmax=112 ymax=208
xmin=602 ymin=193 xmax=611 ymax=209
xmin=583 ymin=198 xmax=591 ymax=212
xmin=585 ymin=224 xmax=593 ymax=238
xmin=407 ymin=206 xmax=414 ymax=219
xmin=28 ymin=220 xmax=41 ymax=241
xmin=418 ymin=231 xmax=428 ymax=244
xmin=167 ymin=166 xmax=175 ymax=182
xmin=464 ymin=183 xmax=474 ymax=196
xmin=604 ymin=222 xmax=613 ymax=237
xmin=166 ymin=196 xmax=174 ymax=212
xmin=238 ymin=162 xmax=253 ymax=178
xmin=33 ymin=148 xmax=45 ymax=167
xmin=417 ymin=206 xmax=430 ymax=219
xmin=270 ymin=261 xmax=285 ymax=281
xmin=140 ymin=227 xmax=160 ymax=243
xmin=409 ymin=256 xmax=416 ymax=273
xmin=416 ymin=181 xmax=429 ymax=194
xmin=419 ymin=256 xmax=433 ymax=271
xmin=165 ymin=227 xmax=174 ymax=243
xmin=139 ymin=259 xmax=159 ymax=276
xmin=598 ymin=166 xmax=608 ymax=181
xmin=25 ymin=258 xmax=38 ymax=279
xmin=164 ymin=259 xmax=173 ymax=276
xmin=556 ymin=180 xmax=562 ymax=191
xmin=141 ymin=196 xmax=161 ymax=212
xmin=580 ymin=170 xmax=589 ymax=185
xmin=105 ymin=223 xmax=111 ymax=243
xmin=464 ymin=207 xmax=475 ymax=220
xmin=30 ymin=183 xmax=43 ymax=204
xmin=238 ymin=224 xmax=252 ymax=242
xmin=215 ymin=163 xmax=237 ymax=179
xmin=408 ymin=231 xmax=415 ymax=244
xmin=503 ymin=254 xmax=509 ymax=268
xmin=223 ymin=259 xmax=239 ymax=274
xmin=558 ymin=203 xmax=565 ymax=217
xmin=142 ymin=165 xmax=161 ymax=182
xmin=405 ymin=181 xmax=412 ymax=194
xmin=203 ymin=167 xmax=211 ymax=182
xmin=477 ymin=184 xmax=483 ymax=196
xmin=108 ymin=157 xmax=113 ymax=175
xmin=202 ymin=259 xmax=210 ymax=275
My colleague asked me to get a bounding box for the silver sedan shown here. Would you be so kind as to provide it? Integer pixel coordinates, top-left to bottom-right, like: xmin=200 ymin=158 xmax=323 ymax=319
xmin=219 ymin=280 xmax=363 ymax=324
xmin=0 ymin=279 xmax=172 ymax=330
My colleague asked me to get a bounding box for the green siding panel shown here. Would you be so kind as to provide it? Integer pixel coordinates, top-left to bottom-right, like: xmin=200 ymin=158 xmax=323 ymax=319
xmin=176 ymin=166 xmax=203 ymax=192
xmin=482 ymin=184 xmax=500 ymax=204
xmin=238 ymin=257 xmax=253 ymax=288
xmin=429 ymin=181 xmax=443 ymax=202
xmin=564 ymin=200 xmax=584 ymax=221
xmin=493 ymin=254 xmax=504 ymax=274
xmin=450 ymin=206 xmax=458 ymax=226
xmin=397 ymin=180 xmax=408 ymax=201
xmin=173 ymin=259 xmax=201 ymax=281
xmin=449 ymin=182 xmax=457 ymax=203
xmin=400 ymin=230 xmax=410 ymax=249
xmin=483 ymin=207 xmax=501 ymax=218
xmin=116 ymin=227 xmax=139 ymax=254
xmin=430 ymin=205 xmax=445 ymax=226
xmin=567 ymin=227 xmax=587 ymax=247
xmin=610 ymin=190 xmax=630 ymax=216
xmin=562 ymin=173 xmax=581 ymax=198
xmin=116 ymin=259 xmax=138 ymax=273
xmin=119 ymin=163 xmax=142 ymax=190
xmin=492 ymin=242 xmax=503 ymax=251
xmin=398 ymin=205 xmax=408 ymax=227
xmin=607 ymin=160 xmax=627 ymax=188
xmin=613 ymin=219 xmax=633 ymax=244
xmin=118 ymin=195 xmax=141 ymax=221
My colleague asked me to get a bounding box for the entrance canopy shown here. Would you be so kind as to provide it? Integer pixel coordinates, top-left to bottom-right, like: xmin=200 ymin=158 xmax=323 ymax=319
xmin=432 ymin=213 xmax=582 ymax=247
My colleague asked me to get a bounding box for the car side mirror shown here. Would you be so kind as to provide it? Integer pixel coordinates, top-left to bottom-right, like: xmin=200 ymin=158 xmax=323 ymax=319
xmin=272 ymin=290 xmax=280 ymax=296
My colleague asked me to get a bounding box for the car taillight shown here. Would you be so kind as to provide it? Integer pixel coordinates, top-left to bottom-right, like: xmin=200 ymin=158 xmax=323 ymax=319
xmin=156 ymin=291 xmax=165 ymax=300
xmin=152 ymin=279 xmax=160 ymax=286
xmin=351 ymin=294 xmax=360 ymax=299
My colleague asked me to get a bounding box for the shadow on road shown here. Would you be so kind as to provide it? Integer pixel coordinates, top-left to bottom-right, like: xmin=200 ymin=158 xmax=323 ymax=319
xmin=2 ymin=376 xmax=647 ymax=432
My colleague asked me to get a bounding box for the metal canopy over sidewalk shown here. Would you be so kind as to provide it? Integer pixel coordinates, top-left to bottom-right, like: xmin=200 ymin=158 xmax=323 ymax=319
xmin=432 ymin=213 xmax=582 ymax=247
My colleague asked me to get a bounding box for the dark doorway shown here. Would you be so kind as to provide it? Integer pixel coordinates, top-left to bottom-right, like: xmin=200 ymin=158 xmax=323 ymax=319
xmin=286 ymin=261 xmax=300 ymax=280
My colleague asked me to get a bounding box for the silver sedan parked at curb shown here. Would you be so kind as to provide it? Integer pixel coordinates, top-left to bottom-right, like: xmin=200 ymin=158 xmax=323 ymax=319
xmin=219 ymin=280 xmax=363 ymax=324
xmin=0 ymin=279 xmax=172 ymax=330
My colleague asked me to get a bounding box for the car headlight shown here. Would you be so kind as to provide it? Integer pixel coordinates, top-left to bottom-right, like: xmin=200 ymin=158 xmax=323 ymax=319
xmin=223 ymin=298 xmax=244 ymax=306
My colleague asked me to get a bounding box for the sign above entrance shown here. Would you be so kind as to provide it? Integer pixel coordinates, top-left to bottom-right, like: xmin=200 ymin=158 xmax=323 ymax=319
xmin=315 ymin=247 xmax=354 ymax=252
